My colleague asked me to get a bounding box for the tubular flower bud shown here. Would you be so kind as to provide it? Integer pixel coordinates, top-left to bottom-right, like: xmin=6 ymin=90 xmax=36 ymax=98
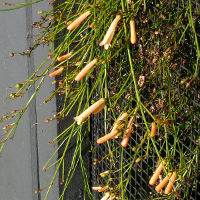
xmin=97 ymin=112 xmax=128 ymax=144
xmin=130 ymin=19 xmax=137 ymax=44
xmin=49 ymin=67 xmax=64 ymax=77
xmin=164 ymin=172 xmax=177 ymax=195
xmin=67 ymin=11 xmax=91 ymax=31
xmin=74 ymin=98 xmax=106 ymax=125
xmin=75 ymin=58 xmax=98 ymax=81
xmin=99 ymin=15 xmax=121 ymax=50
xmin=57 ymin=52 xmax=72 ymax=62
xmin=149 ymin=162 xmax=164 ymax=185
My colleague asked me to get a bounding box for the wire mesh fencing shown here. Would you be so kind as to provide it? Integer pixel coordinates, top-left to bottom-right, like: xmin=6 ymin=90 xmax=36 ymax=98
xmin=90 ymin=0 xmax=200 ymax=199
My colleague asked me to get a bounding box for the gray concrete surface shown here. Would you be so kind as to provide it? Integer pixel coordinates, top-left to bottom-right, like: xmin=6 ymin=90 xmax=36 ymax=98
xmin=0 ymin=1 xmax=59 ymax=200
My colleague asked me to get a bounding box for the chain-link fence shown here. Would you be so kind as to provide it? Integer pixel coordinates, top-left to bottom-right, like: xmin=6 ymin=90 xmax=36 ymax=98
xmin=91 ymin=0 xmax=200 ymax=199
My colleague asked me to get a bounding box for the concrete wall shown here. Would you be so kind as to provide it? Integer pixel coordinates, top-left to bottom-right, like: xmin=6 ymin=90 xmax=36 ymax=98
xmin=0 ymin=1 xmax=59 ymax=200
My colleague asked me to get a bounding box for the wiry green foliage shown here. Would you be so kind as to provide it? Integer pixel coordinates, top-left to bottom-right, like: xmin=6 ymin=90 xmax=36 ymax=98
xmin=0 ymin=0 xmax=200 ymax=199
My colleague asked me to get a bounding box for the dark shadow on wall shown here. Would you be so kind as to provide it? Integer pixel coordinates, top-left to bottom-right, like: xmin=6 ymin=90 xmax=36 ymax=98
xmin=54 ymin=1 xmax=91 ymax=199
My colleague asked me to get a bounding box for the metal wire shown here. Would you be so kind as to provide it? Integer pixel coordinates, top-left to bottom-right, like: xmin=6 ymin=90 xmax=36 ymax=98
xmin=91 ymin=0 xmax=200 ymax=199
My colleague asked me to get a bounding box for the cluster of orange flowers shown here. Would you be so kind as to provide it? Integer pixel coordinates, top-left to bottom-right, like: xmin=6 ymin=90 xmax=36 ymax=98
xmin=49 ymin=11 xmax=137 ymax=147
xmin=49 ymin=11 xmax=177 ymax=199
xmin=49 ymin=11 xmax=136 ymax=79
xmin=149 ymin=162 xmax=177 ymax=195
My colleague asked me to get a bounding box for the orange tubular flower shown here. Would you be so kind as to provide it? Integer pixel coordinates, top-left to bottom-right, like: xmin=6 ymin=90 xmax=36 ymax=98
xmin=49 ymin=66 xmax=64 ymax=77
xmin=121 ymin=116 xmax=135 ymax=147
xmin=74 ymin=98 xmax=106 ymax=125
xmin=150 ymin=121 xmax=156 ymax=137
xmin=149 ymin=162 xmax=164 ymax=185
xmin=97 ymin=112 xmax=128 ymax=144
xmin=99 ymin=15 xmax=121 ymax=50
xmin=67 ymin=11 xmax=91 ymax=31
xmin=75 ymin=58 xmax=98 ymax=81
xmin=92 ymin=186 xmax=103 ymax=191
xmin=57 ymin=52 xmax=72 ymax=62
xmin=92 ymin=186 xmax=108 ymax=192
xmin=164 ymin=172 xmax=177 ymax=195
xmin=92 ymin=102 xmax=105 ymax=114
xmin=130 ymin=19 xmax=137 ymax=44
xmin=155 ymin=173 xmax=172 ymax=192
xmin=98 ymin=186 xmax=109 ymax=192
xmin=101 ymin=193 xmax=110 ymax=200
